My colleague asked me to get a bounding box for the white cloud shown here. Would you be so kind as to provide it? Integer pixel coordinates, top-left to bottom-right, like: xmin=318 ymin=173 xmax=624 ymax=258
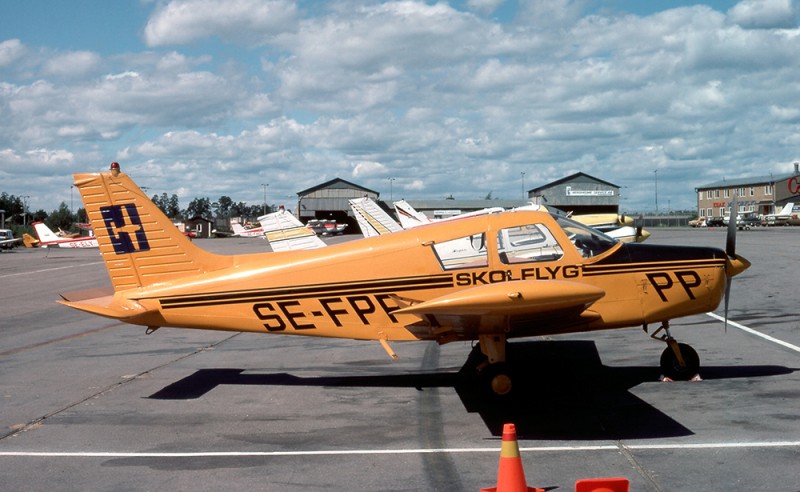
xmin=143 ymin=0 xmax=299 ymax=46
xmin=42 ymin=51 xmax=101 ymax=77
xmin=728 ymin=0 xmax=798 ymax=29
xmin=0 ymin=39 xmax=25 ymax=67
xmin=5 ymin=1 xmax=800 ymax=213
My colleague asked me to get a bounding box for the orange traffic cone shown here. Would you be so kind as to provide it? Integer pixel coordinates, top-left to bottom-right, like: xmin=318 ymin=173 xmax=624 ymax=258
xmin=480 ymin=423 xmax=543 ymax=492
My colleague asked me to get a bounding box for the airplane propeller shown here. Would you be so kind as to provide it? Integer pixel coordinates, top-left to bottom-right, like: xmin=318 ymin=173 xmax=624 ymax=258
xmin=723 ymin=194 xmax=750 ymax=330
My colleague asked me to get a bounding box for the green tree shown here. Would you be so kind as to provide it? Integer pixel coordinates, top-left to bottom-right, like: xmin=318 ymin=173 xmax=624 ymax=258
xmin=47 ymin=202 xmax=74 ymax=231
xmin=185 ymin=197 xmax=212 ymax=219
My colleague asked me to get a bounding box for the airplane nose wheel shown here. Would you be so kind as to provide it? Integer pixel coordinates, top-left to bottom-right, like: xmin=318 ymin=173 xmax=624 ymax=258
xmin=652 ymin=322 xmax=700 ymax=381
xmin=659 ymin=342 xmax=699 ymax=381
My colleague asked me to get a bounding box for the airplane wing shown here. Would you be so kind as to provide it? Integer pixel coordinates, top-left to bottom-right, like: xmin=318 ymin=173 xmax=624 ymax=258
xmin=393 ymin=280 xmax=604 ymax=317
xmin=349 ymin=197 xmax=403 ymax=237
xmin=258 ymin=208 xmax=326 ymax=252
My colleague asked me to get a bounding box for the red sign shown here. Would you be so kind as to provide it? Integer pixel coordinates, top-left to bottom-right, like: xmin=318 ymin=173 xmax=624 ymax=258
xmin=789 ymin=176 xmax=800 ymax=195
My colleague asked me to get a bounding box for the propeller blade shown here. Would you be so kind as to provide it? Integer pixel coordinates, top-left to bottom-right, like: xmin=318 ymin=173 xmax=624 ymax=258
xmin=724 ymin=276 xmax=731 ymax=332
xmin=726 ymin=194 xmax=738 ymax=258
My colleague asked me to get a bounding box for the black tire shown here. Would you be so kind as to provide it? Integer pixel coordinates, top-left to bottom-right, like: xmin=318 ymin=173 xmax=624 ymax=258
xmin=481 ymin=362 xmax=514 ymax=397
xmin=660 ymin=343 xmax=700 ymax=381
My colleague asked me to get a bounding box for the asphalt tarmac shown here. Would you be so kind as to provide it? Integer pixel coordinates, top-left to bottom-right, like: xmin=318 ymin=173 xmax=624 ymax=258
xmin=1 ymin=227 xmax=798 ymax=491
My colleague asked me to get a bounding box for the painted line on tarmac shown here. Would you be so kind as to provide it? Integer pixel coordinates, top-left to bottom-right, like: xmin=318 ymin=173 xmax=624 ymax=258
xmin=0 ymin=261 xmax=105 ymax=279
xmin=706 ymin=312 xmax=800 ymax=354
xmin=2 ymin=441 xmax=800 ymax=458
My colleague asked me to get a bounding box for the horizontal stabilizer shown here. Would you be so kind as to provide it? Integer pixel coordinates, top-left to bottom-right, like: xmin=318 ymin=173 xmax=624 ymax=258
xmin=58 ymin=291 xmax=151 ymax=320
xmin=393 ymin=280 xmax=604 ymax=317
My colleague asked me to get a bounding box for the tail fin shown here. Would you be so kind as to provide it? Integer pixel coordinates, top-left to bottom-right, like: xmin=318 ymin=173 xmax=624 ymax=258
xmin=72 ymin=165 xmax=232 ymax=292
xmin=779 ymin=202 xmax=794 ymax=215
xmin=32 ymin=222 xmax=60 ymax=244
xmin=230 ymin=220 xmax=247 ymax=235
xmin=393 ymin=199 xmax=431 ymax=229
xmin=258 ymin=207 xmax=326 ymax=252
xmin=349 ymin=197 xmax=403 ymax=237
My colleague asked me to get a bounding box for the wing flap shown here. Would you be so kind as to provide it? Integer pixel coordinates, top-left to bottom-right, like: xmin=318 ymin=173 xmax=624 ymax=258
xmin=393 ymin=280 xmax=604 ymax=317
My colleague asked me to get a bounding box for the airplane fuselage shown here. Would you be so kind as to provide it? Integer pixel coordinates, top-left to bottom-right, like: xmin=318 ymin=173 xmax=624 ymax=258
xmin=111 ymin=211 xmax=731 ymax=343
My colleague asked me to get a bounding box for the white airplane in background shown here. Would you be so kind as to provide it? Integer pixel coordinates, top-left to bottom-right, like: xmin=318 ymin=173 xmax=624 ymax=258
xmin=258 ymin=206 xmax=326 ymax=252
xmin=349 ymin=197 xmax=403 ymax=237
xmin=32 ymin=222 xmax=99 ymax=248
xmin=230 ymin=220 xmax=267 ymax=238
xmin=762 ymin=202 xmax=795 ymax=226
xmin=394 ymin=199 xmax=505 ymax=229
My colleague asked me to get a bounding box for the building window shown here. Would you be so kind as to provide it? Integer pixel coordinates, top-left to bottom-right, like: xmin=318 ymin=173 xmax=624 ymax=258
xmin=723 ymin=189 xmax=730 ymax=198
xmin=700 ymin=209 xmax=706 ymax=217
xmin=706 ymin=190 xmax=712 ymax=199
xmin=749 ymin=187 xmax=754 ymax=196
xmin=765 ymin=184 xmax=773 ymax=195
xmin=707 ymin=208 xmax=713 ymax=217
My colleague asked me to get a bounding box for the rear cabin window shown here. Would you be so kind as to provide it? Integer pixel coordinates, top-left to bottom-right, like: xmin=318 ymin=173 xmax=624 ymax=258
xmin=432 ymin=233 xmax=488 ymax=270
xmin=497 ymin=224 xmax=564 ymax=264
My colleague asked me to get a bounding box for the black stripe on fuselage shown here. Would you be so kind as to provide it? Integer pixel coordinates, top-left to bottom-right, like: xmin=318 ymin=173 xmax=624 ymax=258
xmin=158 ymin=274 xmax=454 ymax=310
xmin=583 ymin=243 xmax=727 ymax=276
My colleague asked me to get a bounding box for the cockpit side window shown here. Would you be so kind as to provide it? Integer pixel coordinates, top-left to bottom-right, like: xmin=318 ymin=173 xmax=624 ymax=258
xmin=497 ymin=224 xmax=564 ymax=264
xmin=432 ymin=233 xmax=488 ymax=270
xmin=553 ymin=214 xmax=617 ymax=258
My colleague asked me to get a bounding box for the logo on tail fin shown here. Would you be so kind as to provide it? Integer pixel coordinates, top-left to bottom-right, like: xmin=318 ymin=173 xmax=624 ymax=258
xmin=101 ymin=204 xmax=150 ymax=254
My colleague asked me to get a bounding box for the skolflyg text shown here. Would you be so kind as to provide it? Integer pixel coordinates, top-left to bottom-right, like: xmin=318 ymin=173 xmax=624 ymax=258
xmin=455 ymin=265 xmax=580 ymax=286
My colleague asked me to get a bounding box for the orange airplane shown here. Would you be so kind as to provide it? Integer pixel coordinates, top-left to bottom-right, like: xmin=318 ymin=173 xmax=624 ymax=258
xmin=60 ymin=163 xmax=750 ymax=396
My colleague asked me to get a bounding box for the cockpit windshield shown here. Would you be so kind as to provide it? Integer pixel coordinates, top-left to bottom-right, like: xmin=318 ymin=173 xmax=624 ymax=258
xmin=552 ymin=214 xmax=618 ymax=258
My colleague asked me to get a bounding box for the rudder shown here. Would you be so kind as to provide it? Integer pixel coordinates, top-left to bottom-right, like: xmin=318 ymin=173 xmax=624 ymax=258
xmin=73 ymin=163 xmax=231 ymax=292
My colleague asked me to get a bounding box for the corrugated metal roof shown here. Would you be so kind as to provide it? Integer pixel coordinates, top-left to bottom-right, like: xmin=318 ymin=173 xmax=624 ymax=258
xmin=696 ymin=172 xmax=796 ymax=190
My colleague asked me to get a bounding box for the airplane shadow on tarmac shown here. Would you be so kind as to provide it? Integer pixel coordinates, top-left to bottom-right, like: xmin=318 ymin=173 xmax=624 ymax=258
xmin=148 ymin=340 xmax=795 ymax=440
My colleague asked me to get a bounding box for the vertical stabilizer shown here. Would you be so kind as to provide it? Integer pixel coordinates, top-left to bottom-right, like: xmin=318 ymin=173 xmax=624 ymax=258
xmin=32 ymin=222 xmax=61 ymax=244
xmin=393 ymin=199 xmax=432 ymax=229
xmin=349 ymin=197 xmax=404 ymax=237
xmin=258 ymin=207 xmax=326 ymax=251
xmin=72 ymin=164 xmax=232 ymax=292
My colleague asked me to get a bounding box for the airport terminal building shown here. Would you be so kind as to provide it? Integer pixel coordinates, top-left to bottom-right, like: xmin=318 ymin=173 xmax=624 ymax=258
xmin=695 ymin=163 xmax=800 ymax=220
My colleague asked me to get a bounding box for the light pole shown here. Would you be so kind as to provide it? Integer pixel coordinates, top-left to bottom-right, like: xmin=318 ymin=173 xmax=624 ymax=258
xmin=654 ymin=169 xmax=659 ymax=213
xmin=521 ymin=171 xmax=526 ymax=200
xmin=261 ymin=183 xmax=269 ymax=215
xmin=389 ymin=177 xmax=396 ymax=202
xmin=22 ymin=195 xmax=30 ymax=227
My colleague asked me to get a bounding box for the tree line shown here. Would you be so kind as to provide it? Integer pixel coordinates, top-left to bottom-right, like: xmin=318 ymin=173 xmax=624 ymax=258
xmin=0 ymin=191 xmax=271 ymax=234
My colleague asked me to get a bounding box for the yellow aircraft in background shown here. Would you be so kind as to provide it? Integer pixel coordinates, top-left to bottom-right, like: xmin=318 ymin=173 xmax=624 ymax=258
xmin=60 ymin=163 xmax=750 ymax=396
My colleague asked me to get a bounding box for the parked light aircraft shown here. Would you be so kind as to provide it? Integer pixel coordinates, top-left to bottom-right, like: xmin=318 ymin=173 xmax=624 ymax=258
xmin=258 ymin=206 xmax=326 ymax=251
xmin=762 ymin=202 xmax=795 ymax=226
xmin=60 ymin=163 xmax=750 ymax=396
xmin=32 ymin=222 xmax=99 ymax=248
xmin=231 ymin=220 xmax=267 ymax=238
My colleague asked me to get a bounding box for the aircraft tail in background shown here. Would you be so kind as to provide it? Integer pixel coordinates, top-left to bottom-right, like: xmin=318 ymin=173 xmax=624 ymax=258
xmin=349 ymin=197 xmax=403 ymax=238
xmin=259 ymin=207 xmax=326 ymax=252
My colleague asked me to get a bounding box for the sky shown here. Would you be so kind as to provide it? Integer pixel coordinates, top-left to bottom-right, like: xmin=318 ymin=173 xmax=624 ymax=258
xmin=1 ymin=0 xmax=799 ymax=216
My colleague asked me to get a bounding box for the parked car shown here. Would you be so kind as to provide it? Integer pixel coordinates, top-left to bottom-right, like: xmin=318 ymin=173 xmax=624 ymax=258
xmin=0 ymin=229 xmax=21 ymax=249
xmin=688 ymin=217 xmax=706 ymax=227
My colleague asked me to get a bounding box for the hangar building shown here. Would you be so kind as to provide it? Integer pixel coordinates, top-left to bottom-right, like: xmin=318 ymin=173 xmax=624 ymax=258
xmin=296 ymin=178 xmax=380 ymax=231
xmin=291 ymin=171 xmax=622 ymax=233
xmin=527 ymin=172 xmax=620 ymax=215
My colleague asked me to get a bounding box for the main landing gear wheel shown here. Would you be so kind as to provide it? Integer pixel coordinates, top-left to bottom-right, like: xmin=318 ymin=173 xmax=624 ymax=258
xmin=481 ymin=362 xmax=514 ymax=397
xmin=659 ymin=343 xmax=699 ymax=381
